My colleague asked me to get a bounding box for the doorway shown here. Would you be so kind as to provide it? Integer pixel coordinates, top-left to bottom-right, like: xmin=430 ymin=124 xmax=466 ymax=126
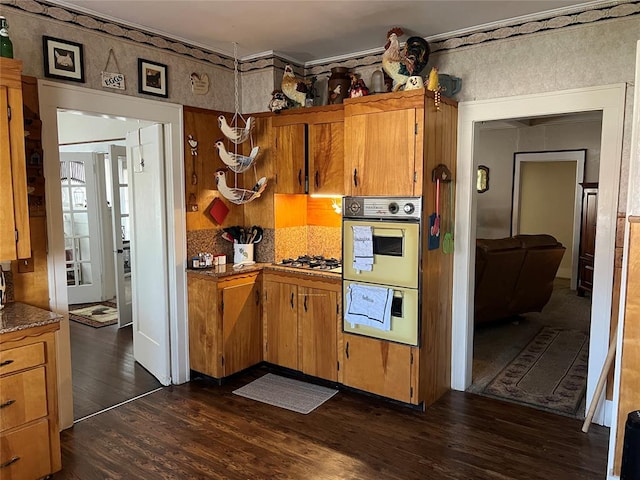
xmin=452 ymin=83 xmax=626 ymax=427
xmin=38 ymin=81 xmax=188 ymax=429
xmin=467 ymin=122 xmax=597 ymax=418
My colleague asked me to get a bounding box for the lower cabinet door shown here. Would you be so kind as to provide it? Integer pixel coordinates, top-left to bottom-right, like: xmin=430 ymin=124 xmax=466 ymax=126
xmin=342 ymin=334 xmax=414 ymax=404
xmin=264 ymin=281 xmax=298 ymax=370
xmin=300 ymin=288 xmax=338 ymax=381
xmin=0 ymin=419 xmax=51 ymax=480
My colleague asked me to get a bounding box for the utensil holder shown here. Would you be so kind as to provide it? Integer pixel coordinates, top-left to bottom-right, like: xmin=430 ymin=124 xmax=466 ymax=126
xmin=233 ymin=243 xmax=254 ymax=264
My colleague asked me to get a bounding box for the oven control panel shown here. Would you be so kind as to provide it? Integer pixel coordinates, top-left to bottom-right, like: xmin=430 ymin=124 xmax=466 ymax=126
xmin=343 ymin=196 xmax=422 ymax=219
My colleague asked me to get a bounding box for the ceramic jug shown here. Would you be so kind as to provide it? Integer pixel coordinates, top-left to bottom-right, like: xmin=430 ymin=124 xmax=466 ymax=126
xmin=328 ymin=67 xmax=350 ymax=104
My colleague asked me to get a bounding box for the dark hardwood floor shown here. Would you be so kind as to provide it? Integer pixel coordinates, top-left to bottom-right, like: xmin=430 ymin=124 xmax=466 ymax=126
xmin=55 ymin=366 xmax=609 ymax=480
xmin=69 ymin=320 xmax=161 ymax=420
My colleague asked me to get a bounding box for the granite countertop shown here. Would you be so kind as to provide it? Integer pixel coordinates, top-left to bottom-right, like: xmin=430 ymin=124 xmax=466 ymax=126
xmin=0 ymin=302 xmax=62 ymax=334
xmin=187 ymin=263 xmax=341 ymax=280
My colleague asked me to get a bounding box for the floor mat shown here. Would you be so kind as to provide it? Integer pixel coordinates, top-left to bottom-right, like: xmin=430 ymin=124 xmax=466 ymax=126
xmin=483 ymin=326 xmax=588 ymax=415
xmin=69 ymin=301 xmax=118 ymax=328
xmin=232 ymin=373 xmax=338 ymax=414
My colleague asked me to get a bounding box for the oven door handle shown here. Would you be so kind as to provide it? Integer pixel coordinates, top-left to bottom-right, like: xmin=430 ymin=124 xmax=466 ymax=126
xmin=372 ymin=227 xmax=405 ymax=237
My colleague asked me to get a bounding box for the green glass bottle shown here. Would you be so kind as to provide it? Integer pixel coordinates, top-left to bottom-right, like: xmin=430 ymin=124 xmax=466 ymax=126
xmin=0 ymin=16 xmax=14 ymax=59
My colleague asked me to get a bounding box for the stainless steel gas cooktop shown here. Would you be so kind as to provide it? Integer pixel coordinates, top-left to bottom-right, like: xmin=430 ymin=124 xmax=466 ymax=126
xmin=274 ymin=255 xmax=342 ymax=273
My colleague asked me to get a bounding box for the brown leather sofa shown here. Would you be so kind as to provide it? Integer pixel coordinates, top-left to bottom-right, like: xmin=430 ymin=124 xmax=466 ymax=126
xmin=474 ymin=234 xmax=566 ymax=325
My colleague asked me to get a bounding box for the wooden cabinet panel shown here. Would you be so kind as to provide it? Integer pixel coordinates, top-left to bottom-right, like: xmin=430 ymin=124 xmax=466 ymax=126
xmin=264 ymin=280 xmax=298 ymax=369
xmin=0 ymin=367 xmax=47 ymax=432
xmin=221 ymin=281 xmax=262 ymax=376
xmin=0 ymin=342 xmax=44 ymax=375
xmin=0 ymin=419 xmax=51 ymax=480
xmin=342 ymin=334 xmax=415 ymax=404
xmin=299 ymin=288 xmax=338 ymax=381
xmin=344 ymin=108 xmax=418 ymax=196
xmin=274 ymin=124 xmax=306 ymax=194
xmin=308 ymin=121 xmax=344 ymax=195
xmin=0 ymin=58 xmax=30 ymax=261
xmin=187 ymin=275 xmax=220 ymax=378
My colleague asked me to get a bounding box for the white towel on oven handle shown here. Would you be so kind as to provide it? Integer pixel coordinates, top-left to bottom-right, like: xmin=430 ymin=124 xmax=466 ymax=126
xmin=345 ymin=283 xmax=393 ymax=331
xmin=352 ymin=225 xmax=373 ymax=272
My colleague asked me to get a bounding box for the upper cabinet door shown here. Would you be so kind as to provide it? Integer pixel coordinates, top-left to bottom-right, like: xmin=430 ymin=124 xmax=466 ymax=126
xmin=0 ymin=86 xmax=17 ymax=260
xmin=344 ymin=108 xmax=418 ymax=196
xmin=273 ymin=123 xmax=306 ymax=194
xmin=308 ymin=121 xmax=344 ymax=195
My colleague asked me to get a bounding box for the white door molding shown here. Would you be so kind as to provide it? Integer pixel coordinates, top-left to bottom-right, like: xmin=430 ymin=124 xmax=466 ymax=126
xmin=39 ymin=81 xmax=188 ymax=429
xmin=453 ymin=84 xmax=626 ymax=428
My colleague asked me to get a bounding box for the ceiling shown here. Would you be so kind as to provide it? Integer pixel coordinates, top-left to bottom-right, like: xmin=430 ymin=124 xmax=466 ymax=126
xmin=48 ymin=0 xmax=600 ymax=64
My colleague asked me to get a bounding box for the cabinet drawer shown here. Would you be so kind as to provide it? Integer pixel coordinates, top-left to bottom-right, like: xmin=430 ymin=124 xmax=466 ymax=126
xmin=0 ymin=419 xmax=51 ymax=480
xmin=0 ymin=367 xmax=48 ymax=432
xmin=0 ymin=343 xmax=45 ymax=375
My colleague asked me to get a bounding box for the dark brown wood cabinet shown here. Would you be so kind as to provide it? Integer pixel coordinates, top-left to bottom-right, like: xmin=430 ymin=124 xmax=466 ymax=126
xmin=577 ymin=182 xmax=598 ymax=296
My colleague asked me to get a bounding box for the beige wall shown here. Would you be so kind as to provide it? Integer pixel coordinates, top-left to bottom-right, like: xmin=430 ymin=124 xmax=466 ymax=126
xmin=519 ymin=161 xmax=576 ymax=278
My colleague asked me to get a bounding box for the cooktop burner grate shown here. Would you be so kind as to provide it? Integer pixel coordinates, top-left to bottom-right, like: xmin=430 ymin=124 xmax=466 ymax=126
xmin=276 ymin=255 xmax=341 ymax=271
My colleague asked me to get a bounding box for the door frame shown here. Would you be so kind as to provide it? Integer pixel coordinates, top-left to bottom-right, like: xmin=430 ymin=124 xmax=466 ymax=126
xmin=453 ymin=84 xmax=626 ymax=427
xmin=512 ymin=149 xmax=586 ymax=288
xmin=39 ymin=81 xmax=188 ymax=430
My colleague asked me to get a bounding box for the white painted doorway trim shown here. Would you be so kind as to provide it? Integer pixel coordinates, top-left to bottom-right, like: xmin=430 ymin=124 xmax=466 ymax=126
xmin=39 ymin=81 xmax=188 ymax=430
xmin=452 ymin=84 xmax=626 ymax=428
xmin=512 ymin=149 xmax=586 ymax=289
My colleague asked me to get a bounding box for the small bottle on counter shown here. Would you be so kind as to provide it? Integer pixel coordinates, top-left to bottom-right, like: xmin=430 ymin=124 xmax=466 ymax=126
xmin=0 ymin=16 xmax=13 ymax=59
xmin=191 ymin=256 xmax=200 ymax=269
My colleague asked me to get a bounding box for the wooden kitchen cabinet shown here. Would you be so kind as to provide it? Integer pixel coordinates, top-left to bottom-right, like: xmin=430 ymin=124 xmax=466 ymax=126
xmin=340 ymin=334 xmax=418 ymax=404
xmin=188 ymin=271 xmax=262 ymax=379
xmin=0 ymin=322 xmax=61 ymax=479
xmin=0 ymin=58 xmax=30 ymax=261
xmin=271 ymin=105 xmax=344 ymax=195
xmin=344 ymin=89 xmax=425 ymax=196
xmin=263 ymin=271 xmax=341 ymax=381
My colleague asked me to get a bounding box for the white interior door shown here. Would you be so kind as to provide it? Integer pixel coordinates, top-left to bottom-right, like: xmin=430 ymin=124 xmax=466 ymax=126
xmin=126 ymin=125 xmax=171 ymax=385
xmin=108 ymin=145 xmax=133 ymax=328
xmin=61 ymin=152 xmax=104 ymax=305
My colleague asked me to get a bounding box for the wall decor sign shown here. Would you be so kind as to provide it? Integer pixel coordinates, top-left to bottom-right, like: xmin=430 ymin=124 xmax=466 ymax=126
xmin=138 ymin=58 xmax=168 ymax=98
xmin=42 ymin=36 xmax=85 ymax=83
xmin=101 ymin=48 xmax=125 ymax=90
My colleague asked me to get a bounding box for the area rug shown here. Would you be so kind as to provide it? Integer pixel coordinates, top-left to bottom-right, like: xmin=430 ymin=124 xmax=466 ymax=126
xmin=69 ymin=301 xmax=118 ymax=328
xmin=483 ymin=326 xmax=589 ymax=415
xmin=232 ymin=373 xmax=338 ymax=414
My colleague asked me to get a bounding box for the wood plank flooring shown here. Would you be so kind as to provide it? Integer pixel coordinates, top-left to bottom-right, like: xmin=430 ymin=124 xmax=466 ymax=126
xmin=55 ymin=366 xmax=609 ymax=479
xmin=69 ymin=320 xmax=161 ymax=420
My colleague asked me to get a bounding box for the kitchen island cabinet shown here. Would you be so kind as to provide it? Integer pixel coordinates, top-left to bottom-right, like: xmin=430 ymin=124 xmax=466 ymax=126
xmin=340 ymin=334 xmax=418 ymax=404
xmin=263 ymin=270 xmax=341 ymax=381
xmin=0 ymin=58 xmax=30 ymax=260
xmin=0 ymin=303 xmax=61 ymax=479
xmin=271 ymin=105 xmax=344 ymax=195
xmin=188 ymin=270 xmax=262 ymax=379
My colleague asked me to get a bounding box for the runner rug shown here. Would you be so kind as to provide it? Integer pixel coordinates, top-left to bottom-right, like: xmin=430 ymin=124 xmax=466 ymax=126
xmin=69 ymin=301 xmax=118 ymax=328
xmin=483 ymin=326 xmax=589 ymax=415
xmin=233 ymin=373 xmax=338 ymax=414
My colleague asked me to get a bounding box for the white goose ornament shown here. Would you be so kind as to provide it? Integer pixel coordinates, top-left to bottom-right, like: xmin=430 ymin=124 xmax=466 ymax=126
xmin=218 ymin=115 xmax=254 ymax=145
xmin=214 ymin=140 xmax=259 ymax=173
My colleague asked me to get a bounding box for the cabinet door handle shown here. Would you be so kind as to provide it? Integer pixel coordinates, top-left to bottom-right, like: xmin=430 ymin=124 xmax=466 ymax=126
xmin=315 ymin=171 xmax=319 ymax=188
xmin=0 ymin=456 xmax=20 ymax=469
xmin=303 ymin=295 xmax=308 ymax=312
xmin=290 ymin=292 xmax=295 ymax=309
xmin=345 ymin=342 xmax=350 ymax=359
xmin=298 ymin=169 xmax=302 ymax=186
xmin=255 ymin=289 xmax=260 ymax=306
xmin=0 ymin=359 xmax=13 ymax=367
xmin=353 ymin=168 xmax=358 ymax=188
xmin=0 ymin=399 xmax=15 ymax=409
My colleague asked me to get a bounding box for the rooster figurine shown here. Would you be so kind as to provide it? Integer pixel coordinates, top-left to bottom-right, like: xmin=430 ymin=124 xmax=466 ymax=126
xmin=215 ymin=169 xmax=267 ymax=205
xmin=214 ymin=140 xmax=259 ymax=173
xmin=382 ymin=27 xmax=430 ymax=91
xmin=281 ymin=65 xmax=309 ymax=108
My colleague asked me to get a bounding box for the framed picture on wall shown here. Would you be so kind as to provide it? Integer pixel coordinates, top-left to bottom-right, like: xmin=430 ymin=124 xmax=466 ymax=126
xmin=42 ymin=36 xmax=85 ymax=83
xmin=138 ymin=59 xmax=168 ymax=98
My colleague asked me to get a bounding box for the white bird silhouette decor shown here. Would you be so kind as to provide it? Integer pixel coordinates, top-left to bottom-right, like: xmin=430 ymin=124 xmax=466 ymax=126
xmin=218 ymin=114 xmax=254 ymax=145
xmin=215 ymin=169 xmax=267 ymax=205
xmin=214 ymin=140 xmax=259 ymax=174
